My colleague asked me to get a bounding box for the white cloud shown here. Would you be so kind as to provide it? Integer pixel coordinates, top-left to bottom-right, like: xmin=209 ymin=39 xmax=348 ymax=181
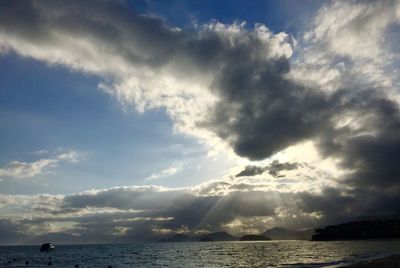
xmin=308 ymin=1 xmax=398 ymax=60
xmin=0 ymin=159 xmax=57 ymax=179
xmin=292 ymin=0 xmax=400 ymax=95
xmin=146 ymin=166 xmax=179 ymax=180
xmin=0 ymin=150 xmax=79 ymax=179
xmin=56 ymin=151 xmax=79 ymax=163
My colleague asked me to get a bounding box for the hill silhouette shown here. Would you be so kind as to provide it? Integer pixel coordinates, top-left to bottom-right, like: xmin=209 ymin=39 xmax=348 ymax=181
xmin=158 ymin=231 xmax=238 ymax=242
xmin=312 ymin=219 xmax=400 ymax=241
xmin=262 ymin=227 xmax=314 ymax=240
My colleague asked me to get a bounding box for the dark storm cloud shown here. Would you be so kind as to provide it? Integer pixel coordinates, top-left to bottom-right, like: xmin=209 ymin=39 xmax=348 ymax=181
xmin=314 ymin=92 xmax=400 ymax=223
xmin=296 ymin=187 xmax=356 ymax=224
xmin=205 ymin=57 xmax=336 ymax=160
xmin=268 ymin=161 xmax=300 ymax=177
xmin=236 ymin=161 xmax=301 ymax=177
xmin=230 ymin=83 xmax=400 ymax=220
xmin=0 ymin=0 xmax=181 ymax=68
xmin=314 ymin=92 xmax=400 ymax=191
xmin=236 ymin=166 xmax=266 ymax=177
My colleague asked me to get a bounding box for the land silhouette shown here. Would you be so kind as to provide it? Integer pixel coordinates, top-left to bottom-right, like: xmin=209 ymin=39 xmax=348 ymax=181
xmin=312 ymin=219 xmax=400 ymax=241
xmin=158 ymin=228 xmax=313 ymax=242
xmin=158 ymin=218 xmax=400 ymax=242
xmin=262 ymin=227 xmax=314 ymax=240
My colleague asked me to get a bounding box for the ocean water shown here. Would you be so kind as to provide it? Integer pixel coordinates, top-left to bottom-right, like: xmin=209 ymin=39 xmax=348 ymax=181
xmin=1 ymin=240 xmax=400 ymax=267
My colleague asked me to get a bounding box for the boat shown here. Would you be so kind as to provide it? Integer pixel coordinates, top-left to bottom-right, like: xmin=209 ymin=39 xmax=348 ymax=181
xmin=40 ymin=243 xmax=55 ymax=252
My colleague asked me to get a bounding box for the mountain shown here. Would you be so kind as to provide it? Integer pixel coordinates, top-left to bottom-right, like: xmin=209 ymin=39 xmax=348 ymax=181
xmin=158 ymin=234 xmax=192 ymax=242
xmin=312 ymin=219 xmax=400 ymax=241
xmin=157 ymin=228 xmax=313 ymax=243
xmin=196 ymin=231 xmax=238 ymax=241
xmin=240 ymin=235 xmax=271 ymax=241
xmin=262 ymin=227 xmax=314 ymax=240
xmin=158 ymin=231 xmax=238 ymax=242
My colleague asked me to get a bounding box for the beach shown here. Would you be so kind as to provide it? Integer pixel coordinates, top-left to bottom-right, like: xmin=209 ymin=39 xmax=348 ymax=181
xmin=343 ymin=255 xmax=400 ymax=268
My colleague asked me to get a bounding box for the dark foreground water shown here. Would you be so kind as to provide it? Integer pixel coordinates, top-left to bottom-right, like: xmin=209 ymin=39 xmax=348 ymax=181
xmin=1 ymin=240 xmax=400 ymax=267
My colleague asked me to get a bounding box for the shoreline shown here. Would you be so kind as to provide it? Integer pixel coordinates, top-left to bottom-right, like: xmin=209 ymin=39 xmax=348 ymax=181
xmin=339 ymin=255 xmax=400 ymax=267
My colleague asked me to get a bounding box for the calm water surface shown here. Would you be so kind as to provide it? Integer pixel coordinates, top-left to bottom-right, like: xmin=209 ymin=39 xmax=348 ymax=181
xmin=1 ymin=240 xmax=400 ymax=267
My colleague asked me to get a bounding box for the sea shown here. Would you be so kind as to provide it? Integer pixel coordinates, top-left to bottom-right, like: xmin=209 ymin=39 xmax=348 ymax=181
xmin=1 ymin=240 xmax=400 ymax=267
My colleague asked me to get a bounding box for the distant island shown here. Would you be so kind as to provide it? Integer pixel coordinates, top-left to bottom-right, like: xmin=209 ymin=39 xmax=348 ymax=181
xmin=312 ymin=219 xmax=400 ymax=241
xmin=157 ymin=232 xmax=237 ymax=243
xmin=262 ymin=227 xmax=314 ymax=240
xmin=158 ymin=227 xmax=314 ymax=242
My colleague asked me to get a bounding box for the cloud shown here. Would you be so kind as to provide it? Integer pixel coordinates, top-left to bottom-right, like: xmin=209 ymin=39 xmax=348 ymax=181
xmin=293 ymin=0 xmax=400 ymax=93
xmin=1 ymin=1 xmax=400 ymax=164
xmin=319 ymin=96 xmax=400 ymax=190
xmin=292 ymin=0 xmax=400 ymax=194
xmin=0 ymin=150 xmax=79 ymax=179
xmin=0 ymin=173 xmax=397 ymax=244
xmin=63 ymin=186 xmax=187 ymax=210
xmin=56 ymin=151 xmax=79 ymax=162
xmin=0 ymin=0 xmax=334 ymax=163
xmin=0 ymin=0 xmax=298 ymax=157
xmin=0 ymin=159 xmax=57 ymax=179
xmin=0 ymin=183 xmax=305 ymax=243
xmin=203 ymin=50 xmax=336 ymax=160
xmin=0 ymin=170 xmax=357 ymax=243
xmin=236 ymin=161 xmax=300 ymax=177
xmin=236 ymin=165 xmax=266 ymax=177
xmin=146 ymin=166 xmax=179 ymax=180
xmin=0 ymin=0 xmax=381 ymax=165
xmin=306 ymin=0 xmax=399 ymax=61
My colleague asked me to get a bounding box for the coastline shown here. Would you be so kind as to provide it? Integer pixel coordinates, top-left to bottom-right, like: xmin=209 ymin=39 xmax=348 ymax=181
xmin=340 ymin=255 xmax=400 ymax=267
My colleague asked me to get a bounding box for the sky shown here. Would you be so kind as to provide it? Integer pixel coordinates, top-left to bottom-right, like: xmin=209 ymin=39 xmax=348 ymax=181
xmin=0 ymin=0 xmax=400 ymax=244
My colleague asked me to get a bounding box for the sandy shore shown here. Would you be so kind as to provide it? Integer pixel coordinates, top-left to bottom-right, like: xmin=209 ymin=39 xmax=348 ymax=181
xmin=342 ymin=255 xmax=400 ymax=267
